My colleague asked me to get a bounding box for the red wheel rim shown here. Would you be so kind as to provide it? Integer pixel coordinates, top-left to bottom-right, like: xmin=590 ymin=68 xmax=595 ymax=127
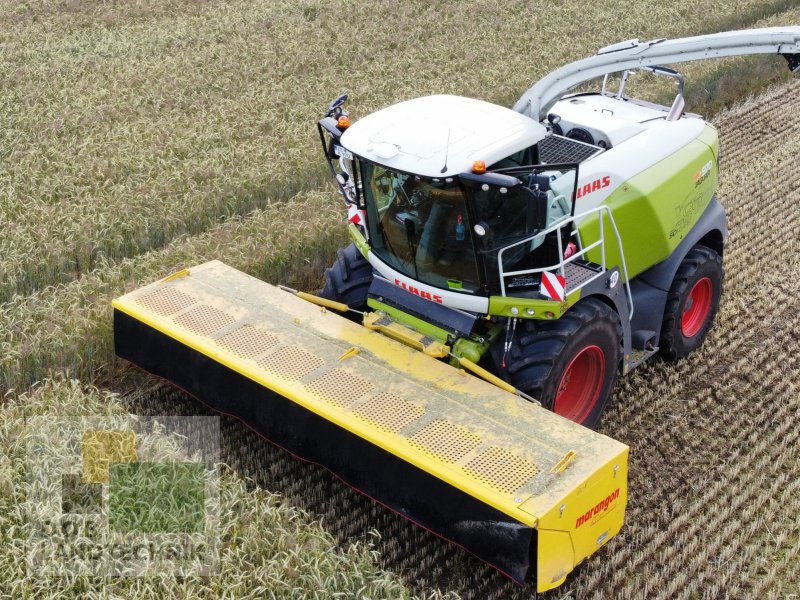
xmin=554 ymin=345 xmax=605 ymax=423
xmin=681 ymin=277 xmax=713 ymax=338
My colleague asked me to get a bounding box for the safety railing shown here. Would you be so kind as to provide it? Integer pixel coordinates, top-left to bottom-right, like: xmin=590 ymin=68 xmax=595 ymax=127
xmin=497 ymin=205 xmax=634 ymax=320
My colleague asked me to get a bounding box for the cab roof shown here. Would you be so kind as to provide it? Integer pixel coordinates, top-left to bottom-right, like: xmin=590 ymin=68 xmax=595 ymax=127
xmin=340 ymin=95 xmax=547 ymax=178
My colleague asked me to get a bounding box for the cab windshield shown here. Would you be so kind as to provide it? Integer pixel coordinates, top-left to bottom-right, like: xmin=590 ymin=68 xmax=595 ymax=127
xmin=361 ymin=162 xmax=481 ymax=294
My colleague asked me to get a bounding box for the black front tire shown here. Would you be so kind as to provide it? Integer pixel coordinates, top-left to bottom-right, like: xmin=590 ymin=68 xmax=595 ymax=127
xmin=319 ymin=244 xmax=373 ymax=318
xmin=659 ymin=245 xmax=723 ymax=360
xmin=493 ymin=297 xmax=622 ymax=429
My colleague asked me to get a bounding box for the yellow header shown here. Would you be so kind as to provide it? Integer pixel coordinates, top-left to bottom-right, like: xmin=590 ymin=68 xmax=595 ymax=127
xmin=113 ymin=260 xmax=628 ymax=589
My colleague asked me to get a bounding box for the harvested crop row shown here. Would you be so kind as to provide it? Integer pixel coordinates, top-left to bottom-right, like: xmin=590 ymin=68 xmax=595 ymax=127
xmin=0 ymin=0 xmax=794 ymax=301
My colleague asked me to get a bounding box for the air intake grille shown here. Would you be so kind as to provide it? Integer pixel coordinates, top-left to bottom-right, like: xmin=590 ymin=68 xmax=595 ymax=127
xmin=538 ymin=134 xmax=603 ymax=164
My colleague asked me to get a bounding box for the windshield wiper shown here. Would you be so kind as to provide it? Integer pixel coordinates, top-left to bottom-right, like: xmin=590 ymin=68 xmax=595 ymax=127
xmin=378 ymin=221 xmax=396 ymax=257
xmin=404 ymin=218 xmax=419 ymax=280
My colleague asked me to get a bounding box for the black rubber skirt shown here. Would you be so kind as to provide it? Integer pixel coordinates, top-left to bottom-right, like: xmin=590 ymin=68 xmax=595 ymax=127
xmin=114 ymin=309 xmax=536 ymax=582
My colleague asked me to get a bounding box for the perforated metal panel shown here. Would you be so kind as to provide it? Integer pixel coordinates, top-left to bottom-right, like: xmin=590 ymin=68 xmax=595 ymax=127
xmin=173 ymin=305 xmax=236 ymax=336
xmin=408 ymin=420 xmax=481 ymax=463
xmin=564 ymin=262 xmax=601 ymax=290
xmin=352 ymin=393 xmax=424 ymax=433
xmin=257 ymin=346 xmax=324 ymax=381
xmin=216 ymin=325 xmax=278 ymax=359
xmin=305 ymin=369 xmax=374 ymax=408
xmin=135 ymin=288 xmax=196 ymax=316
xmin=464 ymin=446 xmax=539 ymax=495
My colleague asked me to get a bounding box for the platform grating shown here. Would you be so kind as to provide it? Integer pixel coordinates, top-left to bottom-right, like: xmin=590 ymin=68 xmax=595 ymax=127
xmin=464 ymin=446 xmax=539 ymax=495
xmin=135 ymin=288 xmax=196 ymax=316
xmin=351 ymin=393 xmax=425 ymax=433
xmin=215 ymin=325 xmax=279 ymax=359
xmin=408 ymin=420 xmax=482 ymax=463
xmin=173 ymin=305 xmax=236 ymax=336
xmin=257 ymin=346 xmax=324 ymax=381
xmin=305 ymin=369 xmax=375 ymax=408
xmin=564 ymin=261 xmax=602 ymax=290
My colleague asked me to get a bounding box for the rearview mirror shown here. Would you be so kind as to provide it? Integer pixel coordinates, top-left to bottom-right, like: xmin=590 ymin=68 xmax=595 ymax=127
xmin=522 ymin=185 xmax=548 ymax=233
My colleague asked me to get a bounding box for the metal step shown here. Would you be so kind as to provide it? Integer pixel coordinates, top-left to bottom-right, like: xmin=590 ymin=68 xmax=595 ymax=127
xmin=629 ymin=346 xmax=659 ymax=371
xmin=563 ymin=260 xmax=603 ymax=291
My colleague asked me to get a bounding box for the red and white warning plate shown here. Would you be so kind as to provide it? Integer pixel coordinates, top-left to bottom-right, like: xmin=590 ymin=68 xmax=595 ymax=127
xmin=347 ymin=203 xmax=366 ymax=226
xmin=540 ymin=271 xmax=566 ymax=302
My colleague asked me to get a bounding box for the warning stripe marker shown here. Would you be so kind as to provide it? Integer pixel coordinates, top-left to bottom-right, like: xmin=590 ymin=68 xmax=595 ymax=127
xmin=540 ymin=271 xmax=566 ymax=302
xmin=347 ymin=203 xmax=366 ymax=225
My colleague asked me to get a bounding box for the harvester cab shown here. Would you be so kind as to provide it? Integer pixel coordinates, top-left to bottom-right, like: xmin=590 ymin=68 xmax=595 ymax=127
xmin=114 ymin=27 xmax=800 ymax=592
xmin=320 ymin=97 xmax=579 ymax=300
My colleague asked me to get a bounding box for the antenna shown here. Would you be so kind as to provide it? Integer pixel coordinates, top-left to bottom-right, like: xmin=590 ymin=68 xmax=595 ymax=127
xmin=440 ymin=128 xmax=451 ymax=174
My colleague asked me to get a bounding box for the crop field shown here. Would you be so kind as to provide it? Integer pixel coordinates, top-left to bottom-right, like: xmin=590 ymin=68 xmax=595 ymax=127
xmin=1 ymin=0 xmax=799 ymax=598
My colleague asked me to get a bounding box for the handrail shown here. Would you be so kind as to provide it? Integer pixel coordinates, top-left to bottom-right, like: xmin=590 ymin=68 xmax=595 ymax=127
xmin=497 ymin=205 xmax=634 ymax=320
xmin=515 ymin=27 xmax=800 ymax=121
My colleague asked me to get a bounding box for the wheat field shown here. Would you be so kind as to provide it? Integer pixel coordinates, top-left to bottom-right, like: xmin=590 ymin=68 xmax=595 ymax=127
xmin=1 ymin=0 xmax=799 ymax=597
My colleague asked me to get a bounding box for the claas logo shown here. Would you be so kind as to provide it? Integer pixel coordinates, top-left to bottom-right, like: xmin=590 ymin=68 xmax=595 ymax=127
xmin=576 ymin=488 xmax=621 ymax=528
xmin=394 ymin=278 xmax=444 ymax=303
xmin=575 ymin=176 xmax=611 ymax=199
xmin=693 ymin=160 xmax=713 ymax=186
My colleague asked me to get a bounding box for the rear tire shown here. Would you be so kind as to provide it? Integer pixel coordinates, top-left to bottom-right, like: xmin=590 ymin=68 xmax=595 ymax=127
xmin=319 ymin=244 xmax=373 ymax=318
xmin=494 ymin=298 xmax=622 ymax=428
xmin=659 ymin=245 xmax=723 ymax=360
